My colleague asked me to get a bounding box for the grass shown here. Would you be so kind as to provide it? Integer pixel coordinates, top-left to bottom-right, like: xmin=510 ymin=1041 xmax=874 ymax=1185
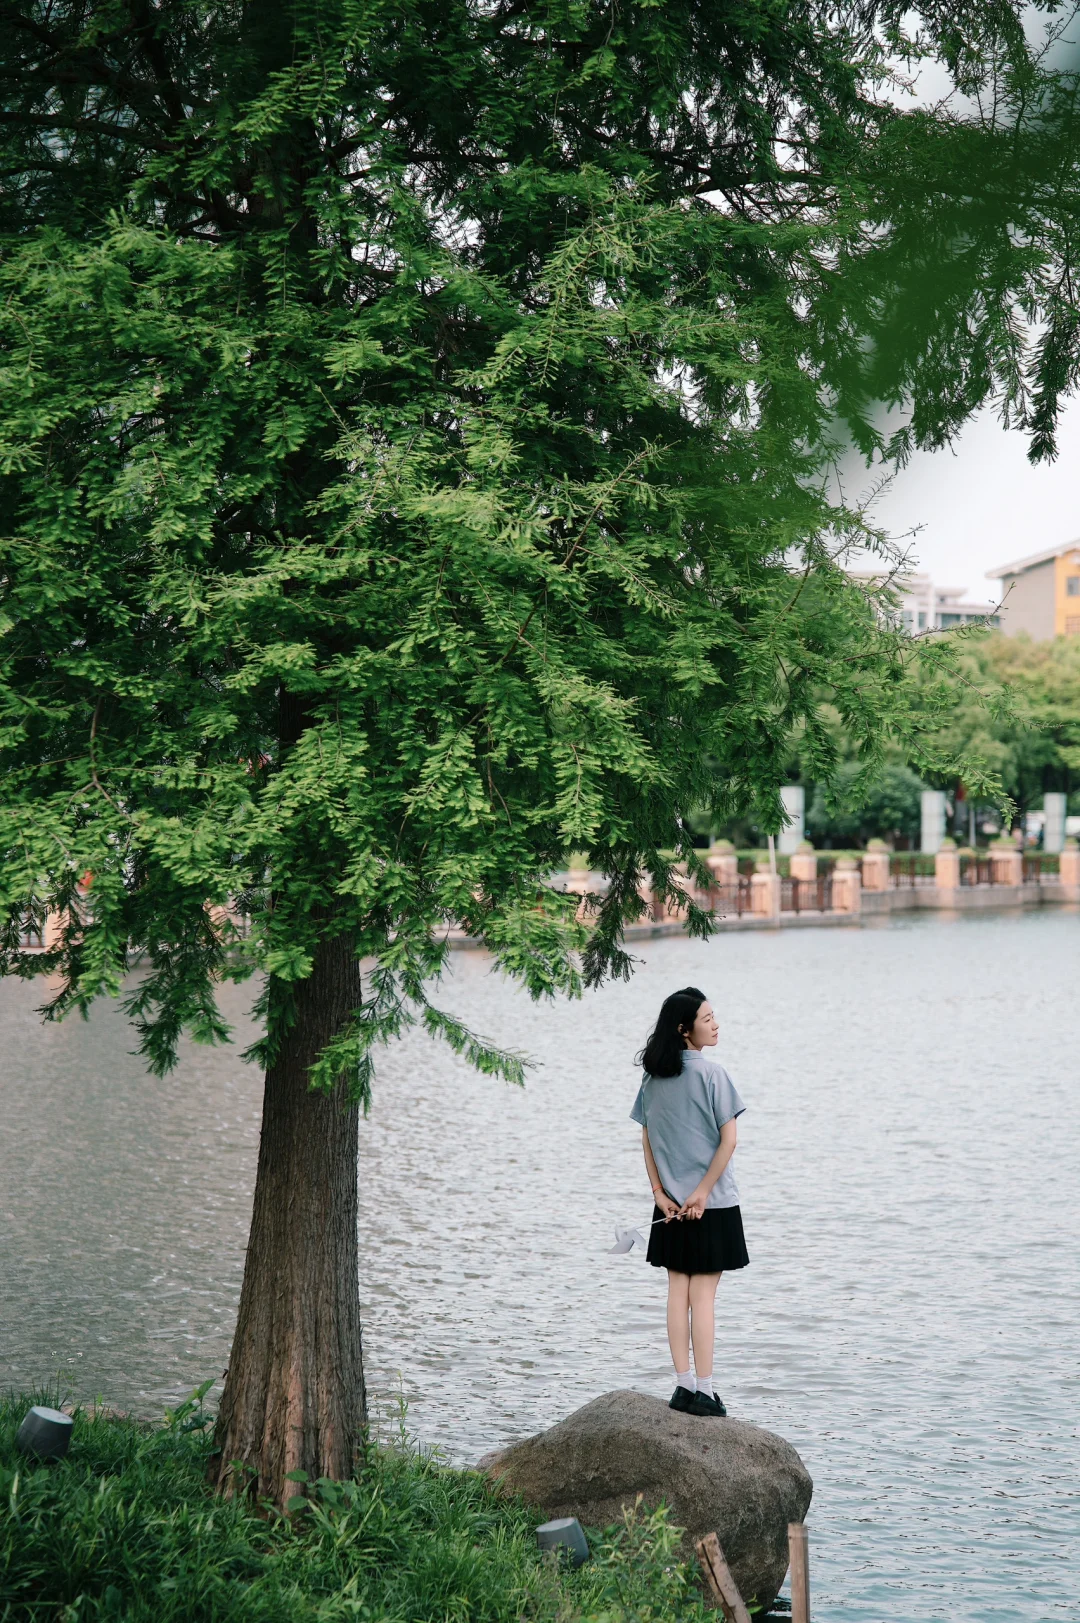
xmin=0 ymin=1389 xmax=719 ymax=1623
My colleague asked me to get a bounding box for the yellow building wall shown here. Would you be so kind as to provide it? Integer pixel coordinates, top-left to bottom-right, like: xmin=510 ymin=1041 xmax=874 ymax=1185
xmin=1054 ymin=548 xmax=1080 ymax=637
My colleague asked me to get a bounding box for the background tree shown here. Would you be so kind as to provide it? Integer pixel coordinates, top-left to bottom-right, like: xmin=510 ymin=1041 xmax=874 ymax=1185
xmin=806 ymin=760 xmax=926 ymax=847
xmin=1 ymin=1 xmax=1078 ymax=1506
xmin=918 ymin=633 xmax=1080 ymax=830
xmin=800 ymin=632 xmax=1080 ymax=844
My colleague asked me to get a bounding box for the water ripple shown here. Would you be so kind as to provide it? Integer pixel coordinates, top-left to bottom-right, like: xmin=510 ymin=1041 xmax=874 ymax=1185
xmin=0 ymin=910 xmax=1076 ymax=1620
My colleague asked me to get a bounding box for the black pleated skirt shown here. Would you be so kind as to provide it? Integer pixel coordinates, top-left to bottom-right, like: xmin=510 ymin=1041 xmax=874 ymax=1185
xmin=646 ymin=1204 xmax=749 ymax=1275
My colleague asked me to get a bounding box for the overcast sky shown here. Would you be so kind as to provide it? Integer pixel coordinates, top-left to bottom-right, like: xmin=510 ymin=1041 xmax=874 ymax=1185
xmin=840 ymin=398 xmax=1080 ymax=607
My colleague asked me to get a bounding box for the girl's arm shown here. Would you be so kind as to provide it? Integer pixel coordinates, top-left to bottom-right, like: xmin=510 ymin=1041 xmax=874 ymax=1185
xmin=679 ymin=1118 xmax=737 ymax=1220
xmin=642 ymin=1128 xmax=680 ymax=1220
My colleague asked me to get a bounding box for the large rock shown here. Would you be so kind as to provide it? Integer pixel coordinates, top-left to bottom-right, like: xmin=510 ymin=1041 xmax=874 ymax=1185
xmin=478 ymin=1390 xmax=812 ymax=1610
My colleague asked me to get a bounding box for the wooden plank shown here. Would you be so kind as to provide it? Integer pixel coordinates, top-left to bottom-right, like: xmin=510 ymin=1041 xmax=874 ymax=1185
xmin=695 ymin=1532 xmax=753 ymax=1623
xmin=788 ymin=1522 xmax=810 ymax=1623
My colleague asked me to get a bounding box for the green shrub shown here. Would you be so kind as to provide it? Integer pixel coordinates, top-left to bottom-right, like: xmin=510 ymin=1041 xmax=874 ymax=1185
xmin=806 ymin=762 xmax=925 ymax=847
xmin=0 ymin=1393 xmax=717 ymax=1623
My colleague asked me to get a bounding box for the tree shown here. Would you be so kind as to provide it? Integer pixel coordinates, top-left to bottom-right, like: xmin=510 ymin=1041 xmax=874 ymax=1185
xmin=807 ymin=760 xmax=926 ymax=846
xmin=1 ymin=1 xmax=1078 ymax=1507
xmin=918 ymin=633 xmax=1080 ymax=825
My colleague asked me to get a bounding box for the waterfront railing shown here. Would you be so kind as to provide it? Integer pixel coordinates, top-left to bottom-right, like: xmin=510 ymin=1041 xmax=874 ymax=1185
xmin=13 ymin=843 xmax=1079 ymax=953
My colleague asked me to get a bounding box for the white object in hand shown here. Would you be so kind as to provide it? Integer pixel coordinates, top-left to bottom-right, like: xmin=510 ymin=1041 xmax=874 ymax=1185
xmin=607 ymin=1214 xmax=670 ymax=1252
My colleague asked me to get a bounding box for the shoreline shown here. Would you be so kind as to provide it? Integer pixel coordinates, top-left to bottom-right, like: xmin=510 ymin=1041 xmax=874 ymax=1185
xmin=1 ymin=1394 xmax=757 ymax=1623
xmin=447 ymin=882 xmax=1080 ymax=947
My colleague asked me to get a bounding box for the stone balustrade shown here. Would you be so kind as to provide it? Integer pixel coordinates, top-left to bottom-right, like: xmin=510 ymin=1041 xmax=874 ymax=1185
xmin=935 ymin=840 xmax=960 ymax=889
xmin=831 ymin=856 xmax=861 ymax=913
xmin=990 ymin=845 xmax=1023 ymax=886
xmin=750 ymin=861 xmax=780 ymax=916
xmin=24 ymin=837 xmax=1078 ymax=959
xmin=789 ymin=843 xmax=818 ymax=884
xmin=705 ymin=843 xmax=739 ymax=888
xmin=518 ymin=837 xmax=1070 ymax=945
xmin=860 ymin=841 xmax=891 ymax=892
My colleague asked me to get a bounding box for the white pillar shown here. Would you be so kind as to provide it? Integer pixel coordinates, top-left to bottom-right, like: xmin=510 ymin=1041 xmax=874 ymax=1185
xmin=921 ymin=789 xmax=946 ymax=854
xmin=1043 ymin=792 xmax=1067 ymax=854
xmin=778 ymin=785 xmax=805 ymax=855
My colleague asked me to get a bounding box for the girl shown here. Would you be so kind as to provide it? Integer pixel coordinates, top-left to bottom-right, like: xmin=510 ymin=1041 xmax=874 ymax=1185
xmin=630 ymin=985 xmax=749 ymax=1418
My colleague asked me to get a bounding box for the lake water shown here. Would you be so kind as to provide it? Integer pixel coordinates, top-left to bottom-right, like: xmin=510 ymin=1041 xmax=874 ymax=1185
xmin=1 ymin=910 xmax=1076 ymax=1620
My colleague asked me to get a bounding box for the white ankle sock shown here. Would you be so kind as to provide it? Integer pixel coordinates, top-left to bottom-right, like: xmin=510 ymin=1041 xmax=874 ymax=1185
xmin=696 ymin=1374 xmax=714 ymax=1398
xmin=675 ymin=1370 xmax=695 ymax=1392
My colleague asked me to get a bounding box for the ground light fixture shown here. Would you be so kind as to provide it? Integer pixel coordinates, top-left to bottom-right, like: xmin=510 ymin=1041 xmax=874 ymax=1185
xmin=16 ymin=1405 xmax=73 ymax=1460
xmin=536 ymin=1516 xmax=591 ymax=1566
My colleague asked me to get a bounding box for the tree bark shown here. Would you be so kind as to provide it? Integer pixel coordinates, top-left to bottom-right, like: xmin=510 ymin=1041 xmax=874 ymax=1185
xmin=212 ymin=930 xmax=366 ymax=1507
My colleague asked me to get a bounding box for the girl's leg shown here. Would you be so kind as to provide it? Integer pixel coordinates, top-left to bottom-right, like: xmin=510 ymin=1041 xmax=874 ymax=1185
xmin=665 ymin=1270 xmax=691 ymax=1375
xmin=688 ymin=1271 xmax=723 ymax=1377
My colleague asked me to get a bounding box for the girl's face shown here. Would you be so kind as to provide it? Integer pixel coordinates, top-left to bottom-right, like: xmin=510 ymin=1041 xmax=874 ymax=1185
xmin=681 ymin=1001 xmax=719 ymax=1050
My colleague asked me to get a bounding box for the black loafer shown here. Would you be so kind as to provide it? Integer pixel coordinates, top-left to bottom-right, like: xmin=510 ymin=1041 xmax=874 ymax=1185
xmin=669 ymin=1385 xmax=696 ymax=1412
xmin=689 ymin=1390 xmax=727 ymax=1417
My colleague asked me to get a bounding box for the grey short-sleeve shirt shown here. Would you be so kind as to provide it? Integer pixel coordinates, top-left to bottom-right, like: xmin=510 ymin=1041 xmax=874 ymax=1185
xmin=630 ymin=1050 xmax=745 ymax=1209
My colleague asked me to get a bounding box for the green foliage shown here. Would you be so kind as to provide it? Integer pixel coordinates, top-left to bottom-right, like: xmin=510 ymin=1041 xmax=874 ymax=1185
xmin=1 ymin=2 xmax=1078 ymax=1088
xmin=806 ymin=760 xmax=926 ymax=845
xmin=920 ymin=633 xmax=1080 ymax=816
xmin=0 ymin=1394 xmax=714 ymax=1623
xmin=798 ymin=633 xmax=1080 ymax=840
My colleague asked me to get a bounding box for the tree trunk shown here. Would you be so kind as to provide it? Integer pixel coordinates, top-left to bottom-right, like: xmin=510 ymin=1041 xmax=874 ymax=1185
xmin=212 ymin=931 xmax=366 ymax=1507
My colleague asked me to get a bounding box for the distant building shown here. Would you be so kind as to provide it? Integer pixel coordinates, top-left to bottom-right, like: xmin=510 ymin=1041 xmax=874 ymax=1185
xmin=851 ymin=571 xmax=1000 ymax=633
xmin=897 ymin=575 xmax=1001 ymax=633
xmin=986 ymin=542 xmax=1080 ymax=639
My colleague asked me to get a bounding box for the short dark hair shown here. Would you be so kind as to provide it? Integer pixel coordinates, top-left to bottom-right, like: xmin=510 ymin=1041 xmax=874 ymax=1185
xmin=638 ymin=986 xmax=707 ymax=1078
